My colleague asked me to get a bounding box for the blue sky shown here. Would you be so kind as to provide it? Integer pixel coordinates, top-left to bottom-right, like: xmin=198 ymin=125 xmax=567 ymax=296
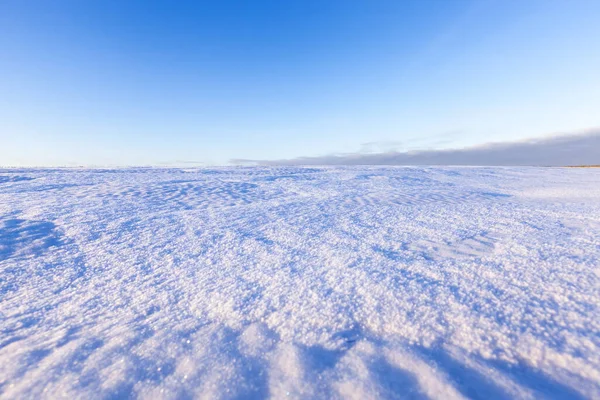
xmin=1 ymin=0 xmax=599 ymax=166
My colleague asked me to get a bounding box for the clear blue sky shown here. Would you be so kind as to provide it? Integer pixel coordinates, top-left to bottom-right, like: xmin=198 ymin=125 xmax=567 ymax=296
xmin=1 ymin=0 xmax=599 ymax=166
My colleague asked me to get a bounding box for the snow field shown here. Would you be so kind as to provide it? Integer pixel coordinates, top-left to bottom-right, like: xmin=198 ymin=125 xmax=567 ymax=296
xmin=0 ymin=167 xmax=599 ymax=399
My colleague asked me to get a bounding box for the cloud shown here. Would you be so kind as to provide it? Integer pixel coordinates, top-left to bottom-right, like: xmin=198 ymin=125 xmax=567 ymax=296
xmin=358 ymin=140 xmax=404 ymax=154
xmin=232 ymin=129 xmax=600 ymax=167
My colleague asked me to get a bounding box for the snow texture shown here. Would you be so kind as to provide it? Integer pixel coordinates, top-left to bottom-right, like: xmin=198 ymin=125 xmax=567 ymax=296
xmin=0 ymin=167 xmax=599 ymax=399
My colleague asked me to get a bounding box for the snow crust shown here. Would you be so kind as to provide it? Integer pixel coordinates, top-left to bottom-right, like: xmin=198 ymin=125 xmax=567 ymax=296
xmin=0 ymin=167 xmax=599 ymax=399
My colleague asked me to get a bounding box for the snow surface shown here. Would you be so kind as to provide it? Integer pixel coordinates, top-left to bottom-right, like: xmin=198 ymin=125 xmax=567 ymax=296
xmin=0 ymin=167 xmax=599 ymax=399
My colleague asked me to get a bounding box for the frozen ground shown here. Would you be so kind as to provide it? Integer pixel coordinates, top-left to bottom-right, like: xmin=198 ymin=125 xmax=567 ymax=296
xmin=0 ymin=167 xmax=599 ymax=399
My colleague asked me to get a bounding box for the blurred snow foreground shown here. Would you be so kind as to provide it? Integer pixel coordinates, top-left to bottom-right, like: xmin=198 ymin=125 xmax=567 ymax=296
xmin=0 ymin=167 xmax=599 ymax=400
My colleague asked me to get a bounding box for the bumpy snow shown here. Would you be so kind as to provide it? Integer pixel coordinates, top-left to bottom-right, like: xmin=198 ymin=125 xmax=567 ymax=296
xmin=0 ymin=167 xmax=599 ymax=399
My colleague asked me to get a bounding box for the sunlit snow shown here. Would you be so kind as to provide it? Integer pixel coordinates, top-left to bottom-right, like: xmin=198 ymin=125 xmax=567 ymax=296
xmin=1 ymin=167 xmax=599 ymax=399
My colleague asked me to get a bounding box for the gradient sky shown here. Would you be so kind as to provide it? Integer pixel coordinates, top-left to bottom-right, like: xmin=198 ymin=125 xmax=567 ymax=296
xmin=1 ymin=0 xmax=599 ymax=166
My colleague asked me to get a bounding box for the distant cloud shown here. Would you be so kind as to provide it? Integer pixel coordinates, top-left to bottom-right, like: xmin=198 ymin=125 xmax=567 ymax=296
xmin=358 ymin=140 xmax=404 ymax=154
xmin=232 ymin=129 xmax=600 ymax=167
xmin=155 ymin=160 xmax=209 ymax=167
